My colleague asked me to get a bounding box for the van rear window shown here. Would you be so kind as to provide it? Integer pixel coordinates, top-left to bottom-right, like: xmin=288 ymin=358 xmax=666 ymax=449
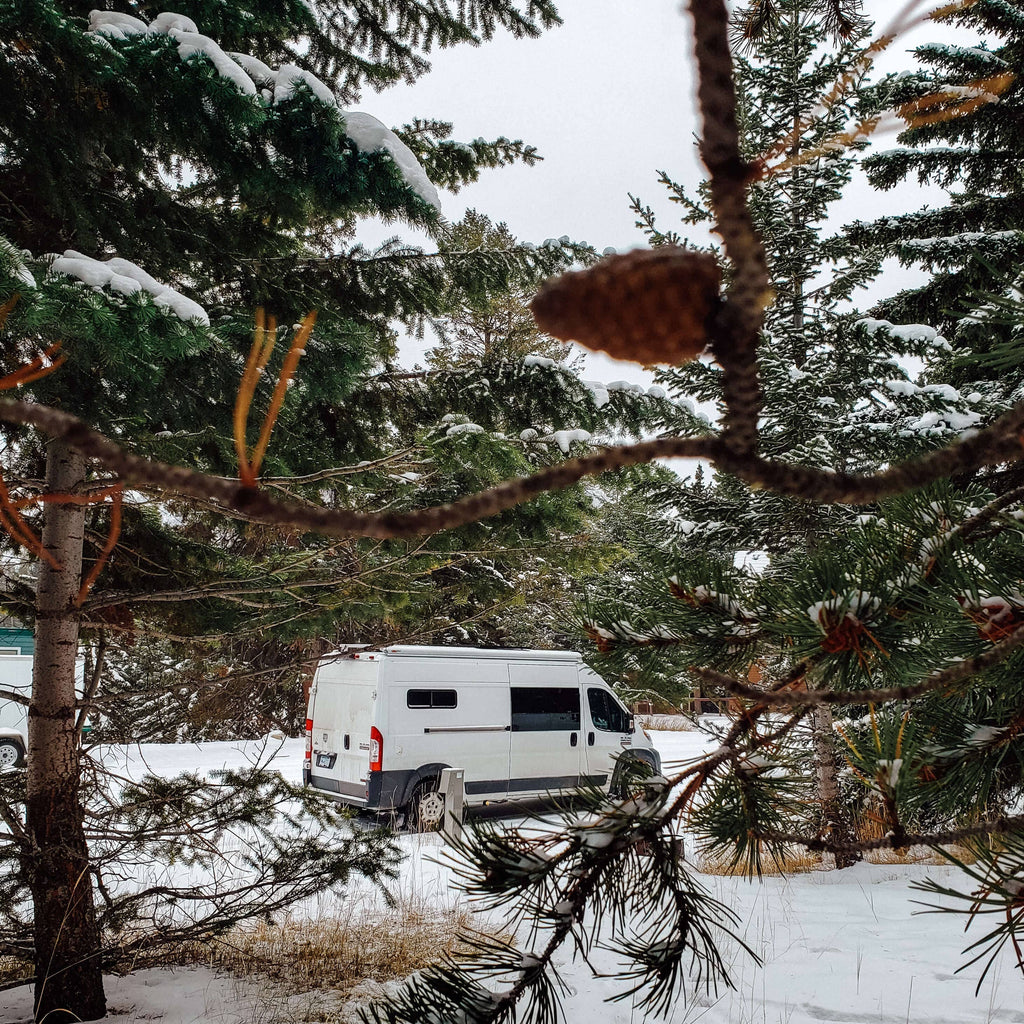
xmin=407 ymin=689 xmax=458 ymax=709
xmin=511 ymin=687 xmax=580 ymax=731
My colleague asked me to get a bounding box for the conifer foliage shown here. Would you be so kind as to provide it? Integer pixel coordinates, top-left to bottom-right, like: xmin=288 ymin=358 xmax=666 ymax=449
xmin=848 ymin=0 xmax=1024 ymax=383
xmin=352 ymin=1 xmax=1024 ymax=1018
xmin=2 ymin=0 xmax=1024 ymax=1021
xmin=0 ymin=2 xmax=570 ymax=1020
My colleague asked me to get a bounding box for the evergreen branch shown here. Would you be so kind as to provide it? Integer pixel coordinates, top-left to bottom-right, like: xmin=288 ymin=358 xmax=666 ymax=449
xmin=658 ymin=665 xmax=819 ymax=821
xmin=369 ymin=672 xmax=812 ymax=1022
xmin=953 ymin=483 xmax=1024 ymax=544
xmin=758 ymin=814 xmax=1024 ymax=855
xmin=692 ymin=623 xmax=1024 ymax=706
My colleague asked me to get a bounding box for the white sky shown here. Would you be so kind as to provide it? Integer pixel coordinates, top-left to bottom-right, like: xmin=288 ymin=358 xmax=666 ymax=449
xmin=357 ymin=0 xmax=963 ymax=389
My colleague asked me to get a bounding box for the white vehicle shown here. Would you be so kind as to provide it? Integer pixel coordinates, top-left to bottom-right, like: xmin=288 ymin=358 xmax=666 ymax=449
xmin=304 ymin=645 xmax=660 ymax=827
xmin=0 ymin=654 xmax=31 ymax=768
xmin=0 ymin=648 xmax=87 ymax=769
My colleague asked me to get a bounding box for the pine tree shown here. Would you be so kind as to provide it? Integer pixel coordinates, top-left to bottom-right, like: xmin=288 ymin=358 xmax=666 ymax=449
xmin=425 ymin=210 xmax=579 ymax=370
xmin=0 ymin=2 xmax=572 ymax=1019
xmin=343 ymin=3 xmax=1024 ymax=1014
xmin=613 ymin=0 xmax=978 ymax=866
xmin=846 ymin=0 xmax=1024 ymax=396
xmin=339 ymin=0 xmax=1024 ymax=1003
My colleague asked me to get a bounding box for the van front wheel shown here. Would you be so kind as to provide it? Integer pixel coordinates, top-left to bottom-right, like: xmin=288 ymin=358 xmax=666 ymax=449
xmin=611 ymin=755 xmax=654 ymax=797
xmin=407 ymin=779 xmax=445 ymax=832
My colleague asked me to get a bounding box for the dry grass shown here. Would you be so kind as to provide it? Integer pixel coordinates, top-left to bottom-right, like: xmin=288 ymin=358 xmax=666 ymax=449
xmin=0 ymin=895 xmax=510 ymax=1023
xmin=637 ymin=714 xmax=697 ymax=732
xmin=852 ymin=800 xmax=977 ymax=866
xmin=695 ymin=841 xmax=974 ymax=876
xmin=0 ymin=955 xmax=29 ymax=988
xmin=695 ymin=845 xmax=826 ymax=876
xmin=162 ymin=897 xmax=494 ymax=995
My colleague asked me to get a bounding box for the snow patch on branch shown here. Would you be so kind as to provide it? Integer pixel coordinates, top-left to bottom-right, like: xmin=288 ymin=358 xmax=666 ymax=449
xmin=901 ymin=229 xmax=1022 ymax=250
xmin=857 ymin=318 xmax=949 ymax=349
xmin=86 ymin=10 xmax=441 ymax=210
xmin=171 ymin=29 xmax=258 ymax=96
xmin=965 ymin=724 xmax=1004 ymax=747
xmin=47 ymin=250 xmax=209 ymax=324
xmin=445 ymin=422 xmax=485 ymax=437
xmin=0 ymin=240 xmax=37 ymax=289
xmin=88 ymin=11 xmax=149 ymax=38
xmin=543 ymin=428 xmax=591 ymax=454
xmin=877 ymin=759 xmax=902 ymax=788
xmin=808 ymin=591 xmax=880 ymax=626
xmin=582 ymin=380 xmax=609 ymax=408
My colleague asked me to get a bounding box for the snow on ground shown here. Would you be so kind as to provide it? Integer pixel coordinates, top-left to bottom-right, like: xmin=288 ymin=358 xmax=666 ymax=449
xmin=2 ymin=728 xmax=1023 ymax=1023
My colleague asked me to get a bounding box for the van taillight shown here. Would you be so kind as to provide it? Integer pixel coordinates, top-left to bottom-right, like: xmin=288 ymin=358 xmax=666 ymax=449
xmin=304 ymin=718 xmax=313 ymax=761
xmin=369 ymin=726 xmax=383 ymax=772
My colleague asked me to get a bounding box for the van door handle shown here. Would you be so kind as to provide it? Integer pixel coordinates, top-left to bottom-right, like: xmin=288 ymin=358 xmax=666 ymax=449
xmin=343 ymin=734 xmax=350 ymax=750
xmin=570 ymin=732 xmax=578 ymax=747
xmin=588 ymin=732 xmax=595 ymax=746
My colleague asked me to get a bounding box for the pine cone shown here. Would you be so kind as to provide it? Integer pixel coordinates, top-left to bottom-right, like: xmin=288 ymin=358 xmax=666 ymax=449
xmin=530 ymin=247 xmax=722 ymax=365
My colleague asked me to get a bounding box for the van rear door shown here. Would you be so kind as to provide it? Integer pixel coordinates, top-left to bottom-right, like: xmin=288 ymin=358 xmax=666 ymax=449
xmin=309 ymin=656 xmax=379 ymax=803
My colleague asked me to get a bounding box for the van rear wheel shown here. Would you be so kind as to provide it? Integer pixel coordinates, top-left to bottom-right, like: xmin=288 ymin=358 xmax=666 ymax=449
xmin=407 ymin=779 xmax=445 ymax=832
xmin=0 ymin=739 xmax=24 ymax=769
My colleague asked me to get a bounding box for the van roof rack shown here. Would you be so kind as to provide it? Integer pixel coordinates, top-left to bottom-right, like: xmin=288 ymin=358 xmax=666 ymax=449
xmin=375 ymin=645 xmax=583 ymax=662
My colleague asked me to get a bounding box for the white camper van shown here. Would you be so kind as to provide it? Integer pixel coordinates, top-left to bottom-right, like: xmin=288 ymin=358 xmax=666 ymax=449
xmin=0 ymin=653 xmax=31 ymax=767
xmin=304 ymin=646 xmax=660 ymax=827
xmin=0 ymin=644 xmax=88 ymax=769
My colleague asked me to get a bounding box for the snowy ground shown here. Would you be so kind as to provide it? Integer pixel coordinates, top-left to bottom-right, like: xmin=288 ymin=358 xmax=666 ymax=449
xmin=3 ymin=728 xmax=1023 ymax=1024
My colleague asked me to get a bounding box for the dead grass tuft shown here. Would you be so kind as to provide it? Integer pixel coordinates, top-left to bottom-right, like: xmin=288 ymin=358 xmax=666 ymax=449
xmin=695 ymin=842 xmax=975 ymax=875
xmin=853 ymin=798 xmax=977 ymax=866
xmin=862 ymin=843 xmax=976 ymax=866
xmin=160 ymin=898 xmax=495 ymax=995
xmin=638 ymin=714 xmax=697 ymax=732
xmin=0 ymin=955 xmax=29 ymax=988
xmin=695 ymin=846 xmax=825 ymax=876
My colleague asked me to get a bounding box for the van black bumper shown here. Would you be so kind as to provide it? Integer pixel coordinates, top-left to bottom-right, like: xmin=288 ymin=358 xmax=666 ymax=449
xmin=307 ymin=769 xmax=415 ymax=810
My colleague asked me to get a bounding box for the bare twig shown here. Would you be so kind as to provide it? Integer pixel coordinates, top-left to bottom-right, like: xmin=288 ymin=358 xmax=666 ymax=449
xmin=954 ymin=483 xmax=1024 ymax=545
xmin=689 ymin=0 xmax=769 ymax=456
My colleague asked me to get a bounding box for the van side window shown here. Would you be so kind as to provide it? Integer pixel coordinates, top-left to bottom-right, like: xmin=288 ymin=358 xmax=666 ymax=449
xmin=511 ymin=687 xmax=580 ymax=731
xmin=588 ymin=688 xmax=631 ymax=733
xmin=407 ymin=689 xmax=458 ymax=709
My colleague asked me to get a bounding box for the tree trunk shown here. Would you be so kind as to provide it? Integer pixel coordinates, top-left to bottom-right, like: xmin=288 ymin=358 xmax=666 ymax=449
xmin=27 ymin=440 xmax=106 ymax=1022
xmin=810 ymin=704 xmax=860 ymax=870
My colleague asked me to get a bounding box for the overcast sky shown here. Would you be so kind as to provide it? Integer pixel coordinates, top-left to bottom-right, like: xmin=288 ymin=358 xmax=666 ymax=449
xmin=358 ymin=0 xmax=961 ymax=382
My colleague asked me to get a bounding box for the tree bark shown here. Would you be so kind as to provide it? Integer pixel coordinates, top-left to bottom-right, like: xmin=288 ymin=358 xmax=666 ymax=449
xmin=27 ymin=440 xmax=106 ymax=1022
xmin=810 ymin=704 xmax=860 ymax=870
